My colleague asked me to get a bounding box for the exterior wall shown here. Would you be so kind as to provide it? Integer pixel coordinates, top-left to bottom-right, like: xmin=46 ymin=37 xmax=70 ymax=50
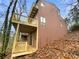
xmin=35 ymin=1 xmax=67 ymax=48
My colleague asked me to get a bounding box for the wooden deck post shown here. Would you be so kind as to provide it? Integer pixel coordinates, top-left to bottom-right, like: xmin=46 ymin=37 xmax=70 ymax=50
xmin=11 ymin=23 xmax=19 ymax=59
xmin=36 ymin=20 xmax=38 ymax=50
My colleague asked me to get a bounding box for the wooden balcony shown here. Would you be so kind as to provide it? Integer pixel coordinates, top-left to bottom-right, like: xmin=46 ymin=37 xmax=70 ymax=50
xmin=12 ymin=42 xmax=37 ymax=57
xmin=12 ymin=18 xmax=38 ymax=28
xmin=11 ymin=18 xmax=38 ymax=58
xmin=11 ymin=3 xmax=39 ymax=58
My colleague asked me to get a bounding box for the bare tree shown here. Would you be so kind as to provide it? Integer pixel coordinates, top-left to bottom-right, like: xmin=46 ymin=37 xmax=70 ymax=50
xmin=1 ymin=0 xmax=14 ymax=56
xmin=5 ymin=0 xmax=19 ymax=53
xmin=65 ymin=0 xmax=79 ymax=31
xmin=1 ymin=0 xmax=18 ymax=59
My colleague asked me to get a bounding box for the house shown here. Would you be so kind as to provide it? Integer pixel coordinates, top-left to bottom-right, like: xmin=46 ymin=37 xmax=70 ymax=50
xmin=11 ymin=0 xmax=67 ymax=59
xmin=35 ymin=0 xmax=67 ymax=48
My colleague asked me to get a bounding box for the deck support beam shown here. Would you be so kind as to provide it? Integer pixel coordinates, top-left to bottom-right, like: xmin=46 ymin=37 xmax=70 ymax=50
xmin=11 ymin=23 xmax=19 ymax=59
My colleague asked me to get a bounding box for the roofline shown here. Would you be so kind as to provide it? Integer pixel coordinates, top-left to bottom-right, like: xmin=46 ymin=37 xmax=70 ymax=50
xmin=44 ymin=0 xmax=60 ymax=12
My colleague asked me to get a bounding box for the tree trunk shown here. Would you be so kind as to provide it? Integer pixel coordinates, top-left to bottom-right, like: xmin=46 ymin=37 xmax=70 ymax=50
xmin=5 ymin=0 xmax=18 ymax=52
xmin=1 ymin=0 xmax=18 ymax=59
xmin=1 ymin=0 xmax=13 ymax=56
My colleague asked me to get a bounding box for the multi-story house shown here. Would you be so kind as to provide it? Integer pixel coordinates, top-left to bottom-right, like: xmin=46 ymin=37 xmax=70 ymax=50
xmin=11 ymin=0 xmax=67 ymax=59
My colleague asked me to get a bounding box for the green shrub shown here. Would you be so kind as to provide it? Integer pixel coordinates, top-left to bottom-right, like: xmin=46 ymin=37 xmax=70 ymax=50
xmin=70 ymin=21 xmax=79 ymax=31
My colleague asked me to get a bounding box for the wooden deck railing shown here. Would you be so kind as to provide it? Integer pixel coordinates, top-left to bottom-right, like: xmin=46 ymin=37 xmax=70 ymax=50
xmin=12 ymin=18 xmax=38 ymax=27
xmin=13 ymin=42 xmax=27 ymax=53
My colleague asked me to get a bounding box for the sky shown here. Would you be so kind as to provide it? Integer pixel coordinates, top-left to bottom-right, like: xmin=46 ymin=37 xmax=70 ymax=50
xmin=0 ymin=0 xmax=75 ymax=17
xmin=0 ymin=0 xmax=76 ymax=31
xmin=0 ymin=0 xmax=76 ymax=18
xmin=46 ymin=0 xmax=76 ymax=18
xmin=26 ymin=0 xmax=76 ymax=18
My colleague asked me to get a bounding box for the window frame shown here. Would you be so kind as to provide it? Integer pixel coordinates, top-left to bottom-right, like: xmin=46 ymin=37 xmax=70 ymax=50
xmin=40 ymin=16 xmax=46 ymax=26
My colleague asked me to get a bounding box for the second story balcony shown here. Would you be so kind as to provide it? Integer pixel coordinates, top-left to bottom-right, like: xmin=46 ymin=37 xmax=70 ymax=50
xmin=12 ymin=14 xmax=38 ymax=27
xmin=11 ymin=14 xmax=38 ymax=58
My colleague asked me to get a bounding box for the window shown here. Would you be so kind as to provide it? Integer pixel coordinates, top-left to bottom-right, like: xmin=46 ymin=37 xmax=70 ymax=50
xmin=40 ymin=16 xmax=46 ymax=25
xmin=19 ymin=32 xmax=28 ymax=42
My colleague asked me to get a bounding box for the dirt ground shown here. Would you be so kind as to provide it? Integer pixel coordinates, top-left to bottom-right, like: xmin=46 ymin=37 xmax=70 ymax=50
xmin=5 ymin=31 xmax=79 ymax=59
